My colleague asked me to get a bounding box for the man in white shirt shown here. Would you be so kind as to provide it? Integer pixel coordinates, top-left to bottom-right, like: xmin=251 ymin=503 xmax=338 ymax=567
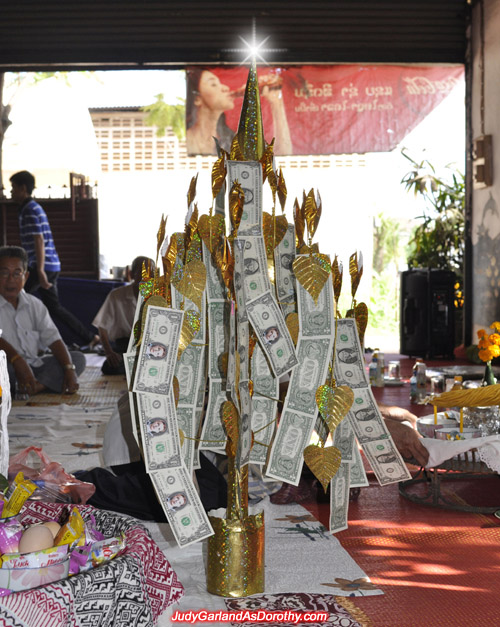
xmin=0 ymin=246 xmax=85 ymax=396
xmin=92 ymin=256 xmax=153 ymax=374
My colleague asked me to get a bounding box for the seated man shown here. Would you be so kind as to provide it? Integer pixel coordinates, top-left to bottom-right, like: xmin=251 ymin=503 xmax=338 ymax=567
xmin=92 ymin=256 xmax=154 ymax=375
xmin=0 ymin=246 xmax=85 ymax=396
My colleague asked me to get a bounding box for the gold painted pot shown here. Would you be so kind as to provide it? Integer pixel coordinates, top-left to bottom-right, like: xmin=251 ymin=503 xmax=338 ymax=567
xmin=206 ymin=509 xmax=264 ymax=597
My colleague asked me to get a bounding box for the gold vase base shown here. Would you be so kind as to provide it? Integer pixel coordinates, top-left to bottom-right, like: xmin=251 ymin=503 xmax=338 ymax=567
xmin=206 ymin=509 xmax=264 ymax=597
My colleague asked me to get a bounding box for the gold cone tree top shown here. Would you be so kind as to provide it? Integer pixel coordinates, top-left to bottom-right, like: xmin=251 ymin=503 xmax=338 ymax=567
xmin=236 ymin=59 xmax=265 ymax=161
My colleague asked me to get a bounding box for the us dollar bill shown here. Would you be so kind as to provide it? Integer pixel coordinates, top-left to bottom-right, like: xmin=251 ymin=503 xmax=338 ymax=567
xmin=275 ymin=224 xmax=297 ymax=319
xmin=346 ymin=387 xmax=391 ymax=444
xmin=252 ymin=343 xmax=279 ymax=399
xmin=286 ymin=338 xmax=334 ymax=417
xmin=150 ymin=464 xmax=214 ymax=547
xmin=362 ymin=439 xmax=411 ymax=485
xmin=266 ymin=409 xmax=316 ymax=485
xmin=203 ymin=242 xmax=226 ymax=303
xmin=208 ymin=301 xmax=229 ymax=381
xmin=123 ymin=353 xmax=141 ymax=447
xmin=297 ymin=271 xmax=334 ymax=338
xmin=236 ymin=380 xmax=252 ymax=469
xmin=227 ymin=161 xmax=263 ymax=236
xmin=233 ymin=237 xmax=248 ymax=324
xmin=250 ymin=395 xmax=277 ymax=464
xmin=176 ymin=405 xmax=196 ymax=472
xmin=237 ymin=318 xmax=250 ymax=384
xmin=136 ymin=391 xmax=182 ymax=472
xmin=226 ymin=302 xmax=238 ymax=407
xmin=333 ymin=318 xmax=368 ymax=389
xmin=246 ymin=291 xmax=298 ymax=378
xmin=234 ymin=237 xmax=272 ymax=303
xmin=199 ymin=380 xmax=227 ymax=452
xmin=350 ymin=439 xmax=369 ymax=488
xmin=333 ymin=416 xmax=355 ymax=463
xmin=329 ymin=462 xmax=350 ymax=534
xmin=174 ymin=344 xmax=205 ymax=406
xmin=132 ymin=307 xmax=183 ymax=395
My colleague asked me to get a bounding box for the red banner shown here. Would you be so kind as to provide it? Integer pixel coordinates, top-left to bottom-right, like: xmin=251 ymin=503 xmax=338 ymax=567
xmin=186 ymin=64 xmax=464 ymax=156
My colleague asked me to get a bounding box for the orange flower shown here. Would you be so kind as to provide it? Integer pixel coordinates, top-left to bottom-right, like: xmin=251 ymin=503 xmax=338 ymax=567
xmin=490 ymin=333 xmax=500 ymax=346
xmin=477 ymin=324 xmax=500 ymax=363
xmin=490 ymin=321 xmax=500 ymax=332
xmin=477 ymin=329 xmax=487 ymax=339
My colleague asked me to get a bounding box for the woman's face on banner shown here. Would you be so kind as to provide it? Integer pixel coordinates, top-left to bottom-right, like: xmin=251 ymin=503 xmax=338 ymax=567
xmin=196 ymin=71 xmax=234 ymax=112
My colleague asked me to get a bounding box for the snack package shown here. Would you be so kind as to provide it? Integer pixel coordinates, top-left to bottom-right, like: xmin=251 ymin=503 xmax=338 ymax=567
xmin=0 ymin=518 xmax=23 ymax=554
xmin=2 ymin=473 xmax=37 ymax=518
xmin=70 ymin=533 xmax=126 ymax=575
xmin=1 ymin=544 xmax=68 ymax=569
xmin=54 ymin=508 xmax=85 ymax=549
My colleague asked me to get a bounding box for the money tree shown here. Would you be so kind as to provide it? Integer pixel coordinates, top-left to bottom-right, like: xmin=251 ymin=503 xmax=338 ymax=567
xmin=128 ymin=61 xmax=410 ymax=597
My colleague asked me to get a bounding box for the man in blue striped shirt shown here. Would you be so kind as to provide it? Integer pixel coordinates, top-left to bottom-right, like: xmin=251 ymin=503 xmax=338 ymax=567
xmin=9 ymin=171 xmax=99 ymax=348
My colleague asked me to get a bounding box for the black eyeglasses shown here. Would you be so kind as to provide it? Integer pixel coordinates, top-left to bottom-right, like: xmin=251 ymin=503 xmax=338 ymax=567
xmin=0 ymin=269 xmax=25 ymax=280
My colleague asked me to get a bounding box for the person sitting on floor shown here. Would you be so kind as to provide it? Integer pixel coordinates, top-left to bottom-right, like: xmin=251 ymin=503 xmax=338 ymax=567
xmin=0 ymin=245 xmax=85 ymax=396
xmin=92 ymin=256 xmax=154 ymax=375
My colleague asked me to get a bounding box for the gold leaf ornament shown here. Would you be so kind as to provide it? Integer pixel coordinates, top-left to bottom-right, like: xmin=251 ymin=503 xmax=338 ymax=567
xmin=171 ymin=258 xmax=207 ymax=311
xmin=315 ymin=384 xmax=354 ymax=434
xmin=229 ymin=181 xmax=245 ymax=236
xmin=262 ymin=213 xmax=288 ymax=257
xmin=349 ymin=251 xmax=363 ymax=299
xmin=177 ymin=310 xmax=201 ymax=359
xmin=304 ymin=188 xmax=322 ymax=240
xmin=293 ymin=198 xmax=305 ymax=249
xmin=354 ymin=302 xmax=368 ymax=346
xmin=277 ymin=168 xmax=287 ymax=212
xmin=293 ymin=254 xmax=331 ymax=305
xmin=286 ymin=312 xmax=299 ymax=346
xmin=178 ymin=429 xmax=185 ymax=448
xmin=303 ymin=444 xmax=342 ymax=492
xmin=187 ymin=173 xmax=198 ymax=208
xmin=172 ymin=376 xmax=180 ymax=407
xmin=156 ymin=214 xmax=167 ymax=261
xmin=211 ymin=156 xmax=226 ymax=199
xmin=331 ymin=256 xmax=343 ymax=304
xmin=198 ymin=213 xmax=225 ymax=257
xmin=222 ymin=400 xmax=239 ymax=444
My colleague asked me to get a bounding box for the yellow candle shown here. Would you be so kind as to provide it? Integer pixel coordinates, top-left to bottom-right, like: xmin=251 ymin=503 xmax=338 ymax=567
xmin=433 ymin=405 xmax=438 ymax=425
xmin=459 ymin=407 xmax=463 ymax=432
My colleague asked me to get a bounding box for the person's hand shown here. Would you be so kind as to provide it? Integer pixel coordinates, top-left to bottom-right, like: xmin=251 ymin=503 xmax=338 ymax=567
xmin=378 ymin=403 xmax=418 ymax=428
xmin=38 ymin=269 xmax=53 ymax=290
xmin=106 ymin=350 xmax=123 ymax=368
xmin=62 ymin=369 xmax=79 ymax=394
xmin=12 ymin=357 xmax=38 ymax=395
xmin=384 ymin=418 xmax=429 ymax=467
xmin=261 ymin=74 xmax=283 ymax=105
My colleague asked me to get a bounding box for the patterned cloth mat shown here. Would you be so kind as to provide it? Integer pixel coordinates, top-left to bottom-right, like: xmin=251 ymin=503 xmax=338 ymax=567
xmin=8 ymin=366 xmax=127 ymax=474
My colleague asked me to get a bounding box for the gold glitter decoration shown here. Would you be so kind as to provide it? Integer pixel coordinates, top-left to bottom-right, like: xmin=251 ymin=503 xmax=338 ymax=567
xmin=229 ymin=181 xmax=245 ymax=237
xmin=331 ymin=255 xmax=343 ymax=304
xmin=286 ymin=312 xmax=299 ymax=346
xmin=236 ymin=59 xmax=265 ymax=161
xmin=187 ymin=173 xmax=198 ymax=208
xmin=293 ymin=254 xmax=331 ymax=305
xmin=303 ymin=444 xmax=342 ymax=492
xmin=207 ymin=511 xmax=265 ymax=597
xmin=277 ymin=168 xmax=287 ymax=212
xmin=177 ymin=310 xmax=201 ymax=360
xmin=248 ymin=332 xmax=257 ymax=360
xmin=178 ymin=428 xmax=185 ymax=448
xmin=262 ymin=213 xmax=288 ymax=257
xmin=222 ymin=400 xmax=239 ymax=446
xmin=212 ymin=155 xmax=226 ymax=199
xmin=156 ymin=214 xmax=167 ymax=262
xmin=139 ymin=278 xmax=154 ymax=299
xmin=304 ymin=188 xmax=322 ymax=240
xmin=186 ymin=231 xmax=202 ymax=264
xmin=171 ymin=258 xmax=207 ymax=311
xmin=173 ymin=232 xmax=186 ymax=262
xmin=349 ymin=251 xmax=363 ymax=299
xmin=293 ymin=198 xmax=305 ymax=249
xmin=215 ymin=237 xmax=234 ymax=295
xmin=298 ymin=243 xmax=319 ymax=254
xmin=265 ymin=153 xmax=278 ymax=205
xmin=198 ymin=213 xmax=225 ymax=257
xmin=163 ymin=237 xmax=178 ymax=275
xmin=315 ymin=384 xmax=354 ymax=434
xmin=260 ymin=141 xmax=274 ymax=183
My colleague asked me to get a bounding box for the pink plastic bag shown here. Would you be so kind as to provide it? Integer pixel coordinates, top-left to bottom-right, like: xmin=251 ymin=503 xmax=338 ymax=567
xmin=8 ymin=447 xmax=96 ymax=505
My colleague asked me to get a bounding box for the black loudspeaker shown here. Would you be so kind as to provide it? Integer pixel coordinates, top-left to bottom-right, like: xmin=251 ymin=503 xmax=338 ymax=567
xmin=400 ymin=269 xmax=456 ymax=359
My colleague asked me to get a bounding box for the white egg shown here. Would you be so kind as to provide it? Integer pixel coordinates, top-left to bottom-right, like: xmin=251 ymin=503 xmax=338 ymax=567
xmin=41 ymin=521 xmax=61 ymax=539
xmin=18 ymin=525 xmax=54 ymax=554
